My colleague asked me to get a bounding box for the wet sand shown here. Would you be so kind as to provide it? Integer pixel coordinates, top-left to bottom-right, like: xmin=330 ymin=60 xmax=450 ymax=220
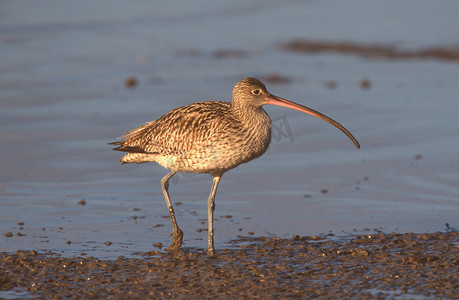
xmin=1 ymin=231 xmax=457 ymax=299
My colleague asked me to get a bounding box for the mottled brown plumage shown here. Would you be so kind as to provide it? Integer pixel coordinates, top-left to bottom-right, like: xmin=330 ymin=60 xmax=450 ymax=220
xmin=112 ymin=79 xmax=272 ymax=174
xmin=111 ymin=77 xmax=359 ymax=256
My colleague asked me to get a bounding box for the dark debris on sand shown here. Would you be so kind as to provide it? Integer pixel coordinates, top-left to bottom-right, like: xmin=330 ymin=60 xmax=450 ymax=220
xmin=0 ymin=231 xmax=457 ymax=299
xmin=281 ymin=39 xmax=459 ymax=62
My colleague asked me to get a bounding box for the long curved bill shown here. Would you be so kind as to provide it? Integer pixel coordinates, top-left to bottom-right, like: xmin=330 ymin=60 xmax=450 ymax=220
xmin=266 ymin=94 xmax=360 ymax=149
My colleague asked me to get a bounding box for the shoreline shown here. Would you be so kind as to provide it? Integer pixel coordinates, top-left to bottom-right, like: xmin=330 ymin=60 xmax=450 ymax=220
xmin=1 ymin=230 xmax=457 ymax=299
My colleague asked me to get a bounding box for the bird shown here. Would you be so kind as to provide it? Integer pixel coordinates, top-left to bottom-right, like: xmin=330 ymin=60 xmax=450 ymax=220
xmin=110 ymin=77 xmax=360 ymax=256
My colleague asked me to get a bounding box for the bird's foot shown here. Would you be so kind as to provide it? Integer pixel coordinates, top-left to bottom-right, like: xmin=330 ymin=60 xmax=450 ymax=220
xmin=207 ymin=248 xmax=215 ymax=257
xmin=166 ymin=228 xmax=183 ymax=251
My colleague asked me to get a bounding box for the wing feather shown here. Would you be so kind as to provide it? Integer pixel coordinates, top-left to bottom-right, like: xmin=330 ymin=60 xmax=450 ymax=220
xmin=110 ymin=101 xmax=233 ymax=156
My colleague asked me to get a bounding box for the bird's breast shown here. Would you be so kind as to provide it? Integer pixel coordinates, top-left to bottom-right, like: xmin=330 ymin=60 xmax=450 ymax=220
xmin=156 ymin=106 xmax=272 ymax=174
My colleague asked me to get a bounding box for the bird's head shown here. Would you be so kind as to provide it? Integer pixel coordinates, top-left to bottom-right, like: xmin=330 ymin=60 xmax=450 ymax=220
xmin=232 ymin=77 xmax=270 ymax=108
xmin=232 ymin=77 xmax=360 ymax=149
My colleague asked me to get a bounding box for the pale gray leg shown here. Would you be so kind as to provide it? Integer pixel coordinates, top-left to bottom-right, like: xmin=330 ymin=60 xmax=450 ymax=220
xmin=207 ymin=173 xmax=222 ymax=256
xmin=160 ymin=171 xmax=183 ymax=250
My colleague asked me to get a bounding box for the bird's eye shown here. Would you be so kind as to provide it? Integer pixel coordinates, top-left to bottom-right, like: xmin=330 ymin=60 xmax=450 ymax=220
xmin=251 ymin=89 xmax=261 ymax=95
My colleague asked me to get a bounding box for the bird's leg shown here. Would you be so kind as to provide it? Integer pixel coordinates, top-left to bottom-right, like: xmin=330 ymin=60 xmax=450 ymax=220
xmin=207 ymin=173 xmax=222 ymax=256
xmin=160 ymin=171 xmax=183 ymax=250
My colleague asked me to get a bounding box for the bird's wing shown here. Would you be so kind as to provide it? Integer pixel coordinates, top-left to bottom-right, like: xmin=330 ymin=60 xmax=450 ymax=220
xmin=111 ymin=101 xmax=233 ymax=155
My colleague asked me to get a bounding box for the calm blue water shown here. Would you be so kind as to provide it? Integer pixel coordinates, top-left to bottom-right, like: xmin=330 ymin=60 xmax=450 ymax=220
xmin=1 ymin=0 xmax=458 ymax=258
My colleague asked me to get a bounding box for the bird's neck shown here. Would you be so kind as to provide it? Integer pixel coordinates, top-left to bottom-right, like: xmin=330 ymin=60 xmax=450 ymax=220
xmin=231 ymin=102 xmax=270 ymax=127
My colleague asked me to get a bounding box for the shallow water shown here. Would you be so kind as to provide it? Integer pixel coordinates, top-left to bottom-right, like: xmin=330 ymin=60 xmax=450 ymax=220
xmin=1 ymin=0 xmax=459 ymax=258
